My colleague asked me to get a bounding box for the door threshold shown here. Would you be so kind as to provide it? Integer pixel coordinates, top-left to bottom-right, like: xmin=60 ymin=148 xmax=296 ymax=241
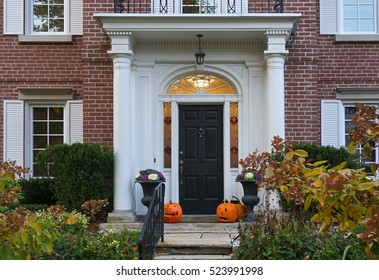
xmin=179 ymin=215 xmax=218 ymax=223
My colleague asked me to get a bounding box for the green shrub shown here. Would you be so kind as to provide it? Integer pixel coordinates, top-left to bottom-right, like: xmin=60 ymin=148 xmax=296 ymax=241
xmin=234 ymin=211 xmax=366 ymax=260
xmin=292 ymin=143 xmax=360 ymax=169
xmin=35 ymin=143 xmax=114 ymax=210
xmin=19 ymin=177 xmax=57 ymax=206
xmin=45 ymin=228 xmax=140 ymax=260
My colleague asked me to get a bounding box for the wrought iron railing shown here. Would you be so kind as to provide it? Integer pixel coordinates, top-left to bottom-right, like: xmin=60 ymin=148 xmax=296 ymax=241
xmin=137 ymin=182 xmax=165 ymax=260
xmin=114 ymin=0 xmax=284 ymax=14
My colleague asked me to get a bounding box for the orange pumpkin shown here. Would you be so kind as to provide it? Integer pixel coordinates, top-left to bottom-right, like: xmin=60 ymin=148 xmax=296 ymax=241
xmin=216 ymin=200 xmax=238 ymax=223
xmin=164 ymin=202 xmax=183 ymax=223
xmin=232 ymin=196 xmax=249 ymax=220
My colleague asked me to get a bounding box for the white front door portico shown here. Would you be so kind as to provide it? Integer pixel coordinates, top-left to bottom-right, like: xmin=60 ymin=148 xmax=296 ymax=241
xmin=94 ymin=14 xmax=301 ymax=220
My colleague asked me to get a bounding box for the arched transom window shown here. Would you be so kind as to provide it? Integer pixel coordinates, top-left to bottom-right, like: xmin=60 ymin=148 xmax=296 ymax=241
xmin=167 ymin=73 xmax=236 ymax=95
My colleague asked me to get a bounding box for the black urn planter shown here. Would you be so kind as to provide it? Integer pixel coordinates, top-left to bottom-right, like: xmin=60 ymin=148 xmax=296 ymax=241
xmin=239 ymin=180 xmax=260 ymax=221
xmin=139 ymin=181 xmax=162 ymax=208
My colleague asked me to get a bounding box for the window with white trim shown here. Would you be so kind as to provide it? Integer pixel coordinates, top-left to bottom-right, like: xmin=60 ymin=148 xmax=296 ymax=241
xmin=320 ymin=0 xmax=379 ymax=37
xmin=32 ymin=105 xmax=65 ymax=176
xmin=3 ymin=0 xmax=82 ymax=39
xmin=182 ymin=0 xmax=219 ymax=14
xmin=321 ymin=95 xmax=379 ymax=171
xmin=3 ymin=98 xmax=83 ymax=177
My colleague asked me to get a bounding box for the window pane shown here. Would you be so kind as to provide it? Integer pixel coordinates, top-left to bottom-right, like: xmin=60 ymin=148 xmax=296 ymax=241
xmin=230 ymin=103 xmax=238 ymax=168
xmin=344 ymin=5 xmax=358 ymax=17
xmin=34 ymin=122 xmax=47 ymax=134
xmin=49 ymin=0 xmax=64 ymax=4
xmin=49 ymin=136 xmax=64 ymax=146
xmin=33 ymin=108 xmax=48 ymax=120
xmin=49 ymin=122 xmax=64 ymax=134
xmin=49 ymin=19 xmax=64 ymax=32
xmin=49 ymin=107 xmax=64 ymax=120
xmin=34 ymin=0 xmax=48 ymax=4
xmin=34 ymin=136 xmax=48 ymax=148
xmin=344 ymin=0 xmax=357 ymax=3
xmin=34 ymin=5 xmax=48 ymax=18
xmin=360 ymin=19 xmax=374 ymax=31
xmin=359 ymin=5 xmax=374 ymax=17
xmin=344 ymin=19 xmax=358 ymax=31
xmin=163 ymin=104 xmax=172 ymax=169
xmin=49 ymin=5 xmax=64 ymax=18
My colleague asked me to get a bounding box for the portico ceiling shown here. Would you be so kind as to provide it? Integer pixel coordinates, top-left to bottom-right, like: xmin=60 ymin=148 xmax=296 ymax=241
xmin=94 ymin=13 xmax=301 ymax=43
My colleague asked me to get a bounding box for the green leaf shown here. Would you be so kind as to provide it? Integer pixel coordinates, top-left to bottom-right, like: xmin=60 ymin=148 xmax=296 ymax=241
xmin=313 ymin=160 xmax=328 ymax=167
xmin=347 ymin=142 xmax=359 ymax=154
xmin=20 ymin=230 xmax=28 ymax=244
xmin=285 ymin=151 xmax=294 ymax=161
xmin=311 ymin=213 xmax=321 ymax=222
xmin=351 ymin=224 xmax=367 ymax=235
xmin=34 ymin=223 xmax=42 ymax=236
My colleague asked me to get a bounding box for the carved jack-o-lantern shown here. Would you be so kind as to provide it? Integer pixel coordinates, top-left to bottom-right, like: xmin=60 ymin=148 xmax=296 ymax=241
xmin=232 ymin=196 xmax=249 ymax=220
xmin=164 ymin=202 xmax=183 ymax=223
xmin=216 ymin=200 xmax=238 ymax=223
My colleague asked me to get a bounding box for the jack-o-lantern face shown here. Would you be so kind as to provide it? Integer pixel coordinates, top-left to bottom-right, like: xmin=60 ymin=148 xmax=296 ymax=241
xmin=216 ymin=202 xmax=238 ymax=223
xmin=164 ymin=202 xmax=183 ymax=223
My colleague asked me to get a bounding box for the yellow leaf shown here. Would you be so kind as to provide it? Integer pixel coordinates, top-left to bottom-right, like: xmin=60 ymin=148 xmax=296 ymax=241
xmin=266 ymin=166 xmax=274 ymax=177
xmin=285 ymin=151 xmax=294 ymax=161
xmin=314 ymin=160 xmax=328 ymax=167
xmin=347 ymin=142 xmax=359 ymax=154
xmin=304 ymin=169 xmax=321 ymax=178
xmin=313 ymin=179 xmax=323 ymax=188
xmin=331 ymin=162 xmax=347 ymax=171
xmin=293 ymin=149 xmax=308 ymax=158
xmin=279 ymin=185 xmax=288 ymax=193
xmin=304 ymin=194 xmax=313 ymax=210
xmin=65 ymin=214 xmax=77 ymax=225
xmin=311 ymin=213 xmax=321 ymax=222
xmin=357 ymin=182 xmax=375 ymax=191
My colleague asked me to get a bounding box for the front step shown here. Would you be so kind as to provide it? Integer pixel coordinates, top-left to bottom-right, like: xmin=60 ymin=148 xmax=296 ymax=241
xmin=154 ymin=254 xmax=232 ymax=260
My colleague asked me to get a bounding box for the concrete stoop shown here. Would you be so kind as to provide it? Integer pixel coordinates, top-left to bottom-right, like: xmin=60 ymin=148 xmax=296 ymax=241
xmin=100 ymin=215 xmax=240 ymax=260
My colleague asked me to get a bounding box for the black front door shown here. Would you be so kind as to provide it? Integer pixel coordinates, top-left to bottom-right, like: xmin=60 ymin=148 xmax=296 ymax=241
xmin=179 ymin=105 xmax=224 ymax=214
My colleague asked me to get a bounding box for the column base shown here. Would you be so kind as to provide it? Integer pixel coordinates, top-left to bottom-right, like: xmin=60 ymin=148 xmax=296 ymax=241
xmin=107 ymin=210 xmax=136 ymax=223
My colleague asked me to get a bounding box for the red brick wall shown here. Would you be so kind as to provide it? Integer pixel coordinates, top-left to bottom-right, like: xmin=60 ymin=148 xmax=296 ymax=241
xmin=284 ymin=0 xmax=379 ymax=144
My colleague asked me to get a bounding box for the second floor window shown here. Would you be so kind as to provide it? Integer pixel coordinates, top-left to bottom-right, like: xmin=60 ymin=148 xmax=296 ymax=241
xmin=343 ymin=0 xmax=375 ymax=33
xmin=182 ymin=0 xmax=219 ymax=14
xmin=33 ymin=0 xmax=65 ymax=33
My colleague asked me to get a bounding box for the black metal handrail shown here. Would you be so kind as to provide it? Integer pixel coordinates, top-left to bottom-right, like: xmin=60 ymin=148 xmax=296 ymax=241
xmin=114 ymin=0 xmax=284 ymax=14
xmin=137 ymin=182 xmax=165 ymax=260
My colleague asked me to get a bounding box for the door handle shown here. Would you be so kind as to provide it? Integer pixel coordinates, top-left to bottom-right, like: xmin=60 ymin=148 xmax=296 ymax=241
xmin=179 ymin=160 xmax=184 ymax=184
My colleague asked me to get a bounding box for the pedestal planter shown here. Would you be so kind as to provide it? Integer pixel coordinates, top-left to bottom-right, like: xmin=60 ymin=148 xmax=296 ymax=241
xmin=139 ymin=181 xmax=162 ymax=208
xmin=239 ymin=180 xmax=260 ymax=221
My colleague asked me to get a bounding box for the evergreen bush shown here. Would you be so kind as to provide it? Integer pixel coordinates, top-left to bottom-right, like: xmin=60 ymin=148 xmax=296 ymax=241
xmin=19 ymin=177 xmax=57 ymax=206
xmin=35 ymin=143 xmax=114 ymax=210
xmin=292 ymin=143 xmax=360 ymax=169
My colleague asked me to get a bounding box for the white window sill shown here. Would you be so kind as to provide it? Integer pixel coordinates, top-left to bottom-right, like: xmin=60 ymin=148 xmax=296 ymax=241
xmin=18 ymin=35 xmax=73 ymax=43
xmin=335 ymin=34 xmax=379 ymax=42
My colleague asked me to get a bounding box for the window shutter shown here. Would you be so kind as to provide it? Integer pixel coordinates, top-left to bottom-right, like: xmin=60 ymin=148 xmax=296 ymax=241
xmin=320 ymin=0 xmax=338 ymax=34
xmin=67 ymin=100 xmax=83 ymax=144
xmin=69 ymin=0 xmax=83 ymax=35
xmin=321 ymin=100 xmax=344 ymax=148
xmin=3 ymin=100 xmax=24 ymax=166
xmin=3 ymin=0 xmax=24 ymax=34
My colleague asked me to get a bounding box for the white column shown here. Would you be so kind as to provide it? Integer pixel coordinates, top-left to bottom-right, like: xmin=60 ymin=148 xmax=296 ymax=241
xmin=263 ymin=31 xmax=289 ymax=210
xmin=264 ymin=31 xmax=289 ymax=151
xmin=107 ymin=32 xmax=136 ymax=222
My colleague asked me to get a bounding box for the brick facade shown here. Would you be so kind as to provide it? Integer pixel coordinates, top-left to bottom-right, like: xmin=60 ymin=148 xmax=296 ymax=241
xmin=1 ymin=0 xmax=379 ymax=160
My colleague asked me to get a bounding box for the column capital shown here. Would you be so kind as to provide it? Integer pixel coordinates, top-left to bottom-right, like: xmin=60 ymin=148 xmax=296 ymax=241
xmin=264 ymin=30 xmax=290 ymax=56
xmin=107 ymin=31 xmax=136 ymax=55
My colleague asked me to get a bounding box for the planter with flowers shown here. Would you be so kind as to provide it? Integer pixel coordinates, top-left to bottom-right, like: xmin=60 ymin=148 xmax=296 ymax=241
xmin=235 ymin=171 xmax=262 ymax=221
xmin=135 ymin=169 xmax=166 ymax=208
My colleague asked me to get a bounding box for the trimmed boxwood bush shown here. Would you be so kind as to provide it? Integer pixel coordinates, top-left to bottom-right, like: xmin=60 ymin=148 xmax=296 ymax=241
xmin=292 ymin=143 xmax=360 ymax=169
xmin=35 ymin=143 xmax=114 ymax=211
xmin=19 ymin=177 xmax=57 ymax=206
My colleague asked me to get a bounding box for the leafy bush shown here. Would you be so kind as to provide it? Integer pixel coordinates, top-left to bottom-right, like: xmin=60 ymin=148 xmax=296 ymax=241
xmin=36 ymin=143 xmax=114 ymax=210
xmin=292 ymin=143 xmax=360 ymax=169
xmin=19 ymin=177 xmax=57 ymax=206
xmin=234 ymin=211 xmax=366 ymax=260
xmin=45 ymin=228 xmax=139 ymax=260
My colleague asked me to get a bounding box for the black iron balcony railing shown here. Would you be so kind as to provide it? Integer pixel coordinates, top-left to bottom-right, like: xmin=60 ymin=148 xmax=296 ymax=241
xmin=137 ymin=182 xmax=165 ymax=260
xmin=114 ymin=0 xmax=284 ymax=14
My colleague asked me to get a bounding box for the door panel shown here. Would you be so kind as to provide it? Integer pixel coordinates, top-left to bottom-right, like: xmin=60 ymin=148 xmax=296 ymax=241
xmin=179 ymin=105 xmax=224 ymax=214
